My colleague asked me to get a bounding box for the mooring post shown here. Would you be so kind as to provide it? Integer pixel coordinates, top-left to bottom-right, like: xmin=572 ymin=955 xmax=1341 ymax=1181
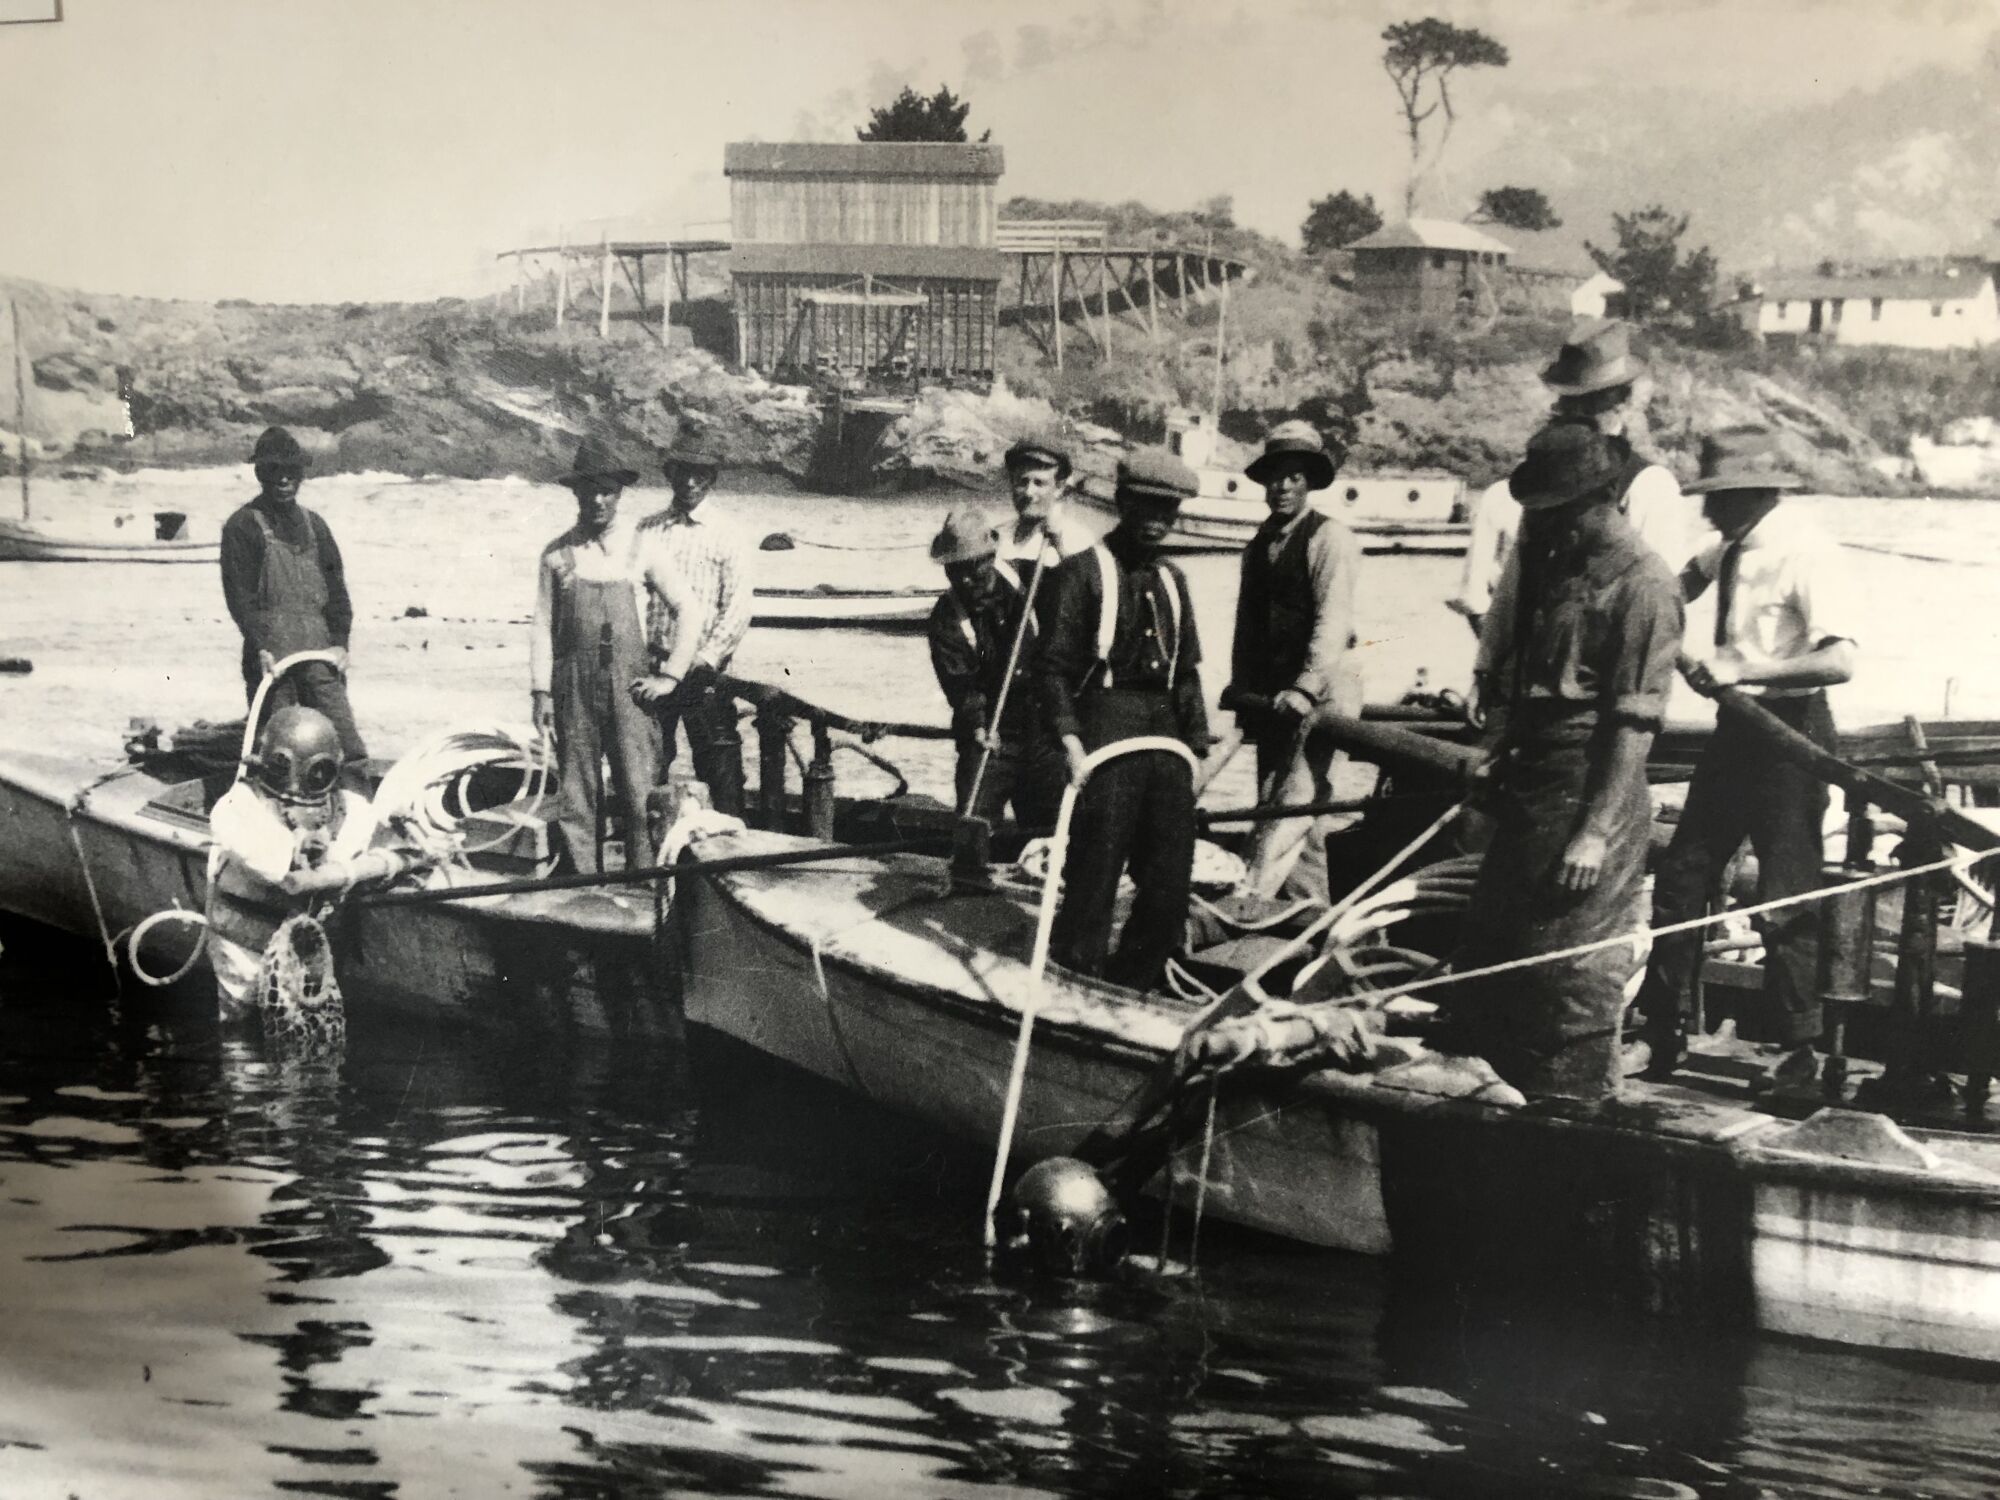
xmin=1820 ymin=789 xmax=1878 ymax=1095
xmin=804 ymin=723 xmax=836 ymax=841
xmin=756 ymin=707 xmax=790 ymax=833
xmin=1881 ymin=821 xmax=1943 ymax=1100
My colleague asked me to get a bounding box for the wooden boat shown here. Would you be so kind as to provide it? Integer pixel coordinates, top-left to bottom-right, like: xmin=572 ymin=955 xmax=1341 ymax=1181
xmin=751 ymin=584 xmax=938 ymax=630
xmin=0 ymin=747 xmax=671 ymax=1039
xmin=1071 ymin=474 xmax=1469 ymax=556
xmin=0 ymin=511 xmax=220 ymax=564
xmin=674 ymin=702 xmax=2000 ymax=1364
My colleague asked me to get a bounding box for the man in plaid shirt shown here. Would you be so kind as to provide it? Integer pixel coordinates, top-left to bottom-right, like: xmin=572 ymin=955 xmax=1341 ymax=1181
xmin=630 ymin=430 xmax=753 ymax=816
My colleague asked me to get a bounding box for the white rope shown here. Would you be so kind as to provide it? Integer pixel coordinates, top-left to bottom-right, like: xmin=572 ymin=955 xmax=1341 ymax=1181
xmin=1357 ymin=847 xmax=1988 ymax=1011
xmin=1188 ymin=1082 xmax=1219 ymax=1272
xmin=127 ymin=906 xmax=210 ymax=988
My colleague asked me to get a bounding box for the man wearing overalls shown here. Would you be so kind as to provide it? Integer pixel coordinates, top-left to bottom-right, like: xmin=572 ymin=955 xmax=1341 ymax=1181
xmin=1447 ymin=423 xmax=1684 ymax=1101
xmin=219 ymin=426 xmax=366 ymax=760
xmin=1034 ymin=449 xmax=1212 ymax=991
xmin=529 ymin=439 xmax=669 ymax=874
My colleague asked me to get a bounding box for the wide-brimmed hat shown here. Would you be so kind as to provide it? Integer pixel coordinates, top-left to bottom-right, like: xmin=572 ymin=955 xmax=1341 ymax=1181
xmin=1681 ymin=425 xmax=1808 ymax=494
xmin=1116 ymin=447 xmax=1199 ymax=503
xmin=1004 ymin=430 xmax=1073 ymax=481
xmin=1541 ymin=318 xmax=1644 ymax=397
xmin=250 ymin=426 xmax=310 ymax=469
xmin=1245 ymin=419 xmax=1337 ymax=491
xmin=1509 ymin=423 xmax=1625 ymax=511
xmin=930 ymin=506 xmax=999 ymax=566
xmin=556 ymin=436 xmax=640 ymax=488
xmin=662 ymin=427 xmax=729 ymax=473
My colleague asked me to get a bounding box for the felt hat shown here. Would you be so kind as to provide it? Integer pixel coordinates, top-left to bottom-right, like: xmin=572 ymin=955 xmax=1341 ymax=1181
xmin=930 ymin=506 xmax=999 ymax=566
xmin=1508 ymin=423 xmax=1625 ymax=511
xmin=1003 ymin=430 xmax=1073 ymax=481
xmin=1115 ymin=447 xmax=1199 ymax=503
xmin=1245 ymin=419 xmax=1338 ymax=491
xmin=556 ymin=436 xmax=640 ymax=488
xmin=1540 ymin=318 xmax=1644 ymax=397
xmin=662 ymin=426 xmax=729 ymax=473
xmin=250 ymin=426 xmax=310 ymax=469
xmin=1681 ymin=425 xmax=1807 ymax=494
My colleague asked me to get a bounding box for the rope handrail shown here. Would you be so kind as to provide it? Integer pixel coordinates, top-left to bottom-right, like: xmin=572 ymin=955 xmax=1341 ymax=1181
xmin=1337 ymin=846 xmax=1998 ymax=1016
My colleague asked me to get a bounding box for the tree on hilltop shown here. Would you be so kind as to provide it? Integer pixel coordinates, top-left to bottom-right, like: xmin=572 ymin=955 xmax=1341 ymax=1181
xmin=1587 ymin=206 xmax=1718 ymax=325
xmin=1381 ymin=18 xmax=1509 ymax=215
xmin=1301 ymin=190 xmax=1384 ymax=253
xmin=1472 ymin=186 xmax=1561 ymax=232
xmin=857 ymin=85 xmax=989 ymax=143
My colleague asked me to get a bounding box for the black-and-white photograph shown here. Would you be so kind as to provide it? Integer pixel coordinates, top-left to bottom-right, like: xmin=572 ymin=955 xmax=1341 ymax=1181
xmin=1 ymin=3 xmax=1997 ymax=1495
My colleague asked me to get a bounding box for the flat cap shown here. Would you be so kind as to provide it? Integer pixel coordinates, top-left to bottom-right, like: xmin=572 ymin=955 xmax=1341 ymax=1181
xmin=1115 ymin=446 xmax=1199 ymax=502
xmin=1003 ymin=430 xmax=1073 ymax=480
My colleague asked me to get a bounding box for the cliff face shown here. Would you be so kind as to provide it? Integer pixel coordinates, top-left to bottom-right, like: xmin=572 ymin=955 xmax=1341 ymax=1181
xmin=0 ymin=273 xmax=1943 ymax=496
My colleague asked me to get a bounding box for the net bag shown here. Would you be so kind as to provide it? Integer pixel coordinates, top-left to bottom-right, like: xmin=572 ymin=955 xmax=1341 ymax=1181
xmin=256 ymin=913 xmax=346 ymax=1056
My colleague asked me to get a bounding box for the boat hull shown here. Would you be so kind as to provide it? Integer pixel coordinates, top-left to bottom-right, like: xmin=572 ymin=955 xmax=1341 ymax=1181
xmin=0 ymin=518 xmax=220 ymax=563
xmin=751 ymin=586 xmax=937 ymax=630
xmin=1070 ymin=488 xmax=1468 ymax=556
xmin=0 ymin=754 xmax=671 ymax=1039
xmin=681 ymin=828 xmax=2000 ymax=1362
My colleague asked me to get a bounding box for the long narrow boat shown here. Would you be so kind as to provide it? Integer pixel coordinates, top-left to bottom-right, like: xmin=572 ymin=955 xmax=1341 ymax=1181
xmin=1071 ymin=475 xmax=1470 ymax=556
xmin=0 ymin=750 xmax=671 ymax=1038
xmin=679 ymin=822 xmax=2000 ymax=1362
xmin=0 ymin=512 xmax=220 ymax=564
xmin=751 ymin=584 xmax=937 ymax=630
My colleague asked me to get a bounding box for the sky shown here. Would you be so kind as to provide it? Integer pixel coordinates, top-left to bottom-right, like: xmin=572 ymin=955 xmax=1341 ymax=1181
xmin=0 ymin=0 xmax=1993 ymax=303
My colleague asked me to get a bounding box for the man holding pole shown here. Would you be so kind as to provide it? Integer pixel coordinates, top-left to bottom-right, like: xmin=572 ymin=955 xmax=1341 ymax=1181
xmin=1446 ymin=423 xmax=1684 ymax=1101
xmin=1221 ymin=420 xmax=1363 ymax=899
xmin=994 ymin=430 xmax=1092 ymax=584
xmin=1634 ymin=426 xmax=1855 ymax=1087
xmin=926 ymin=507 xmax=1064 ymax=833
xmin=1034 ymin=449 xmax=1212 ymax=991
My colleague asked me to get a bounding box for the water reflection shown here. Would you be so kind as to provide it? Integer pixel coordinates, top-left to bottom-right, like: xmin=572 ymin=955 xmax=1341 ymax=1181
xmin=3 ymin=926 xmax=1999 ymax=1498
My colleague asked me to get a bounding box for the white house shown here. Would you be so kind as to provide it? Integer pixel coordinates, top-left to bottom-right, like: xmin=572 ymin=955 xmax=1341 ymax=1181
xmin=1757 ymin=265 xmax=2000 ymax=350
xmin=1571 ymin=271 xmax=1623 ymax=319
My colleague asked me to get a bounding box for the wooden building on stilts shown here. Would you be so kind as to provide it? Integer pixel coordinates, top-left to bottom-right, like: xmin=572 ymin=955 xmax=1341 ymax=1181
xmin=724 ymin=142 xmax=1006 ymax=385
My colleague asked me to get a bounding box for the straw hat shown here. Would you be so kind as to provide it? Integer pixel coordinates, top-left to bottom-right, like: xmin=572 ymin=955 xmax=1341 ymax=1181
xmin=1245 ymin=419 xmax=1338 ymax=490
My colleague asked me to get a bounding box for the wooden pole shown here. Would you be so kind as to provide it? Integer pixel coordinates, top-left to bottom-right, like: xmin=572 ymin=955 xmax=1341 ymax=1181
xmin=1212 ymin=265 xmax=1229 ymax=415
xmin=598 ymin=232 xmax=613 ymax=338
xmin=555 ymin=230 xmax=569 ymax=330
xmin=1145 ymin=253 xmax=1159 ymax=341
xmin=10 ymin=300 xmax=28 ymax=522
xmin=1052 ymin=246 xmax=1064 ymax=372
xmin=1100 ymin=251 xmax=1114 ymax=364
xmin=662 ymin=249 xmax=675 ymax=344
xmin=512 ymin=255 xmax=524 ymax=314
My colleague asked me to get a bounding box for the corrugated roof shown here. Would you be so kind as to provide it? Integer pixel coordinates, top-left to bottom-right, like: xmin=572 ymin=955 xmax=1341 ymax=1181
xmin=1760 ymin=271 xmax=1989 ymax=304
xmin=724 ymin=142 xmax=1006 ymax=178
xmin=1345 ymin=218 xmax=1514 ymax=256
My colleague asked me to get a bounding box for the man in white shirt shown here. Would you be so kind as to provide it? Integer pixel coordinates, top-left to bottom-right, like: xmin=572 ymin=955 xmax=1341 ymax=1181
xmin=632 ymin=429 xmax=753 ymax=817
xmin=1469 ymin=320 xmax=1692 ymax=715
xmin=1634 ymin=426 xmax=1855 ymax=1088
xmin=994 ymin=431 xmax=1094 ymax=587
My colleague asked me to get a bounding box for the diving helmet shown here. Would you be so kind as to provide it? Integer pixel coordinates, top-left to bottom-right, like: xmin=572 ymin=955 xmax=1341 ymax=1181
xmin=1001 ymin=1157 xmax=1129 ymax=1280
xmin=250 ymin=706 xmax=343 ymax=805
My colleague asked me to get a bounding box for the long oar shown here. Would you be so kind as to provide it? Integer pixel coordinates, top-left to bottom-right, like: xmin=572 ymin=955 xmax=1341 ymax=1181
xmin=1697 ymin=669 xmax=2000 ymax=853
xmin=356 ymin=834 xmax=951 ymax=908
xmin=982 ymin=736 xmax=1200 ymax=1249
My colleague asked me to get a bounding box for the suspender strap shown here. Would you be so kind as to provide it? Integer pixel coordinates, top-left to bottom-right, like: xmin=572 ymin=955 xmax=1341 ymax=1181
xmin=1091 ymin=544 xmax=1119 ymax=686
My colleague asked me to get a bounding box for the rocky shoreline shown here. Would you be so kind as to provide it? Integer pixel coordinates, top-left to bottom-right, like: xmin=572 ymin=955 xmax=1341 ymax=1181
xmin=0 ymin=272 xmax=1986 ymax=498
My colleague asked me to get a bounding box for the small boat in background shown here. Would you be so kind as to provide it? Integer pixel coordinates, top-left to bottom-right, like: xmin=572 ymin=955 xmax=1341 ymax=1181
xmin=1073 ymin=412 xmax=1470 ymax=556
xmin=751 ymin=584 xmax=937 ymax=631
xmin=2 ymin=300 xmax=220 ymax=565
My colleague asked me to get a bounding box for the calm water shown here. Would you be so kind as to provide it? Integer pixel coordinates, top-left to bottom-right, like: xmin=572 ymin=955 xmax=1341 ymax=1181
xmin=5 ymin=474 xmax=2000 ymax=1496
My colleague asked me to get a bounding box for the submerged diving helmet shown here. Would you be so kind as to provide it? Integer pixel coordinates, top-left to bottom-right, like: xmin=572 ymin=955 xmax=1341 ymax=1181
xmin=248 ymin=706 xmax=344 ymax=805
xmin=1000 ymin=1157 xmax=1129 ymax=1280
